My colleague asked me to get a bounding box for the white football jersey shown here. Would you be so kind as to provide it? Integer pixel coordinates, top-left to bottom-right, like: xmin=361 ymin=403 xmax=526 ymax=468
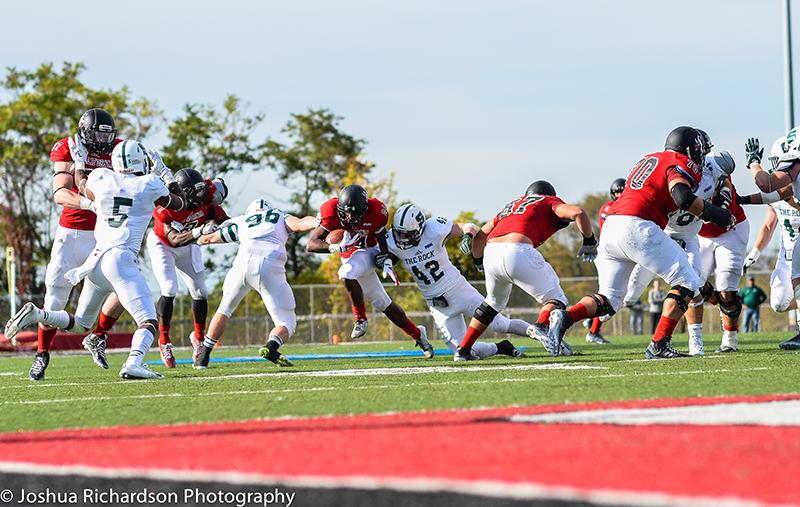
xmin=87 ymin=169 xmax=168 ymax=252
xmin=771 ymin=200 xmax=800 ymax=261
xmin=387 ymin=216 xmax=462 ymax=299
xmin=219 ymin=206 xmax=289 ymax=263
xmin=664 ymin=161 xmax=726 ymax=239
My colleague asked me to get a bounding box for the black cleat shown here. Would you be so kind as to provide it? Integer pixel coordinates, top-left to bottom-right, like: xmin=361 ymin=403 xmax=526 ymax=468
xmin=496 ymin=339 xmax=523 ymax=357
xmin=454 ymin=346 xmax=478 ymax=362
xmin=259 ymin=346 xmax=294 ymax=367
xmin=29 ymin=351 xmax=50 ymax=381
xmin=779 ymin=334 xmax=800 ymax=350
xmin=644 ymin=338 xmax=690 ymax=359
xmin=193 ymin=343 xmax=213 ymax=369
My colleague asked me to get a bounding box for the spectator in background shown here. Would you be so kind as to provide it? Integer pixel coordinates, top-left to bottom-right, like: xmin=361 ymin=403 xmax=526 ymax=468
xmin=740 ymin=276 xmax=767 ymax=333
xmin=627 ymin=298 xmax=644 ymax=335
xmin=647 ymin=280 xmax=666 ymax=334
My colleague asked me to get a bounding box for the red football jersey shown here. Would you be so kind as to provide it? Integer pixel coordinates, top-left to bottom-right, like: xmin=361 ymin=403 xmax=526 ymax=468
xmin=598 ymin=199 xmax=615 ymax=231
xmin=488 ymin=194 xmax=568 ymax=247
xmin=50 ymin=137 xmax=123 ymax=231
xmin=318 ymin=197 xmax=388 ymax=258
xmin=699 ymin=178 xmax=746 ymax=238
xmin=608 ymin=150 xmax=702 ymax=229
xmin=153 ymin=202 xmax=228 ymax=246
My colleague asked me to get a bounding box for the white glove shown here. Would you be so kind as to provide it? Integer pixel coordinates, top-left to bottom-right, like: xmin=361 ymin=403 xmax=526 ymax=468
xmin=743 ymin=247 xmax=760 ymax=272
xmin=192 ymin=222 xmax=219 ymax=239
xmin=328 ymin=232 xmax=362 ymax=253
xmin=381 ymin=258 xmax=400 ymax=286
xmin=147 ymin=149 xmax=175 ymax=184
xmin=68 ymin=134 xmax=89 ymax=170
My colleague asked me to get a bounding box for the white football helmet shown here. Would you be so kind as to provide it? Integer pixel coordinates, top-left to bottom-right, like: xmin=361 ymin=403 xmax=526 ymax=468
xmin=780 ymin=126 xmax=800 ymax=163
xmin=111 ymin=140 xmax=150 ymax=176
xmin=769 ymin=135 xmax=789 ymax=170
xmin=392 ymin=203 xmax=426 ymax=249
xmin=705 ymin=150 xmax=735 ymax=176
xmin=246 ymin=198 xmax=271 ymax=214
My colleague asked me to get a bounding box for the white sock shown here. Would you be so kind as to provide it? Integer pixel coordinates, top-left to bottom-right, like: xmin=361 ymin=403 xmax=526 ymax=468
xmin=506 ymin=319 xmax=530 ymax=336
xmin=203 ymin=335 xmax=218 ymax=348
xmin=794 ymin=310 xmax=800 ymax=333
xmin=473 ymin=342 xmax=498 ymax=359
xmin=722 ymin=330 xmax=738 ymax=347
xmin=268 ymin=335 xmax=283 ymax=347
xmin=40 ymin=309 xmax=72 ymax=330
xmin=125 ymin=328 xmax=154 ymax=367
xmin=688 ymin=323 xmax=703 ymax=341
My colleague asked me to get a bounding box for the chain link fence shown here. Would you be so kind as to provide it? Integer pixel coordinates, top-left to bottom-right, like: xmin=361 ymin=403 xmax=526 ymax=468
xmin=3 ymin=270 xmax=793 ymax=348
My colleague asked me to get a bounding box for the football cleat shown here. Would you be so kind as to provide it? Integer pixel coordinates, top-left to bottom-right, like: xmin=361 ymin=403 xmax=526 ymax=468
xmin=496 ymin=339 xmax=524 ymax=358
xmin=82 ymin=333 xmax=109 ymax=369
xmin=779 ymin=334 xmax=800 ymax=350
xmin=585 ymin=332 xmax=611 ymax=345
xmin=645 ymin=339 xmax=690 ymax=359
xmin=454 ymin=346 xmax=479 ymax=361
xmin=351 ymin=319 xmax=368 ymax=339
xmin=189 ymin=331 xmax=202 ymax=363
xmin=119 ymin=363 xmax=164 ymax=380
xmin=159 ymin=343 xmax=177 ymax=369
xmin=416 ymin=326 xmax=434 ymax=358
xmin=194 ymin=343 xmax=213 ymax=369
xmin=28 ymin=351 xmax=50 ymax=381
xmin=715 ymin=345 xmax=738 ymax=353
xmin=688 ymin=335 xmax=705 ymax=356
xmin=526 ymin=323 xmax=549 ymax=343
xmin=258 ymin=346 xmax=294 ymax=367
xmin=545 ymin=310 xmax=568 ymax=356
xmin=559 ymin=340 xmax=574 ymax=357
xmin=4 ymin=302 xmax=41 ymax=342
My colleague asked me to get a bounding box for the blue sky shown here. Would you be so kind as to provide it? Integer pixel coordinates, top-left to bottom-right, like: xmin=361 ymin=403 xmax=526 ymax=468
xmin=1 ymin=0 xmax=795 ymax=247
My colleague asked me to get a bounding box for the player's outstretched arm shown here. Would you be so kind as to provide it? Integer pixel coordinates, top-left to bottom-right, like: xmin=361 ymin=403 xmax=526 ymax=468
xmin=669 ymin=176 xmax=734 ymax=229
xmin=747 ymin=137 xmax=800 ymax=191
xmin=554 ymin=204 xmax=594 ymax=239
xmin=306 ymin=226 xmax=333 ymax=253
xmin=285 ymin=215 xmax=317 ymax=233
xmin=52 ymin=162 xmax=94 ymax=210
xmin=471 ymin=221 xmax=493 ymax=259
xmin=744 ymin=206 xmax=778 ymax=271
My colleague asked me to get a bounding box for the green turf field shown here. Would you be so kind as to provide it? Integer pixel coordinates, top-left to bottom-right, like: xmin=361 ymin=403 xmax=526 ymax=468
xmin=1 ymin=333 xmax=798 ymax=433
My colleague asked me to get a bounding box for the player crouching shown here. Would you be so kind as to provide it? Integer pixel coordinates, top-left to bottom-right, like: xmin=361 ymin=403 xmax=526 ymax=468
xmin=455 ymin=181 xmax=596 ymax=360
xmin=146 ymin=168 xmax=229 ymax=367
xmin=386 ymin=203 xmax=528 ymax=359
xmin=5 ymin=140 xmax=188 ymax=379
xmin=194 ymin=199 xmax=317 ymax=368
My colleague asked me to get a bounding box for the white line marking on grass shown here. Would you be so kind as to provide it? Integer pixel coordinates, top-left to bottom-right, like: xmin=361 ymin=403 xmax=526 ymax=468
xmin=0 ymin=461 xmax=776 ymax=507
xmin=0 ymin=368 xmax=770 ymax=406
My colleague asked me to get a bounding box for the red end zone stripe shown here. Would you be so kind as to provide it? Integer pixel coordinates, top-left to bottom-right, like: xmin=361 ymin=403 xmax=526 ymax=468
xmin=1 ymin=393 xmax=799 ymax=505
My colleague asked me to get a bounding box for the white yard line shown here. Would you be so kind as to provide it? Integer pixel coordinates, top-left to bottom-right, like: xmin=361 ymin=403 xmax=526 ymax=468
xmin=0 ymin=368 xmax=770 ymax=406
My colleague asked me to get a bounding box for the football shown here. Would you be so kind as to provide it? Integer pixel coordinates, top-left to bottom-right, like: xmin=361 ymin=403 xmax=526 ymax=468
xmin=326 ymin=229 xmax=345 ymax=244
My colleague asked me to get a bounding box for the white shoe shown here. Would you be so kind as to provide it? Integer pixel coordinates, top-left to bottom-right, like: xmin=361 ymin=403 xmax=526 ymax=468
xmin=559 ymin=340 xmax=574 ymax=357
xmin=544 ymin=310 xmax=565 ymax=357
xmin=351 ymin=319 xmax=368 ymax=339
xmin=526 ymin=323 xmax=548 ymax=343
xmin=119 ymin=363 xmax=164 ymax=380
xmin=416 ymin=325 xmax=434 ymax=358
xmin=688 ymin=335 xmax=705 ymax=356
xmin=4 ymin=302 xmax=42 ymax=342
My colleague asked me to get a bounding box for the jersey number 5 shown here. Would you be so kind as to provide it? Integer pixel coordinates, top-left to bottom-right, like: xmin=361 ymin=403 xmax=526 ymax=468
xmin=108 ymin=197 xmax=133 ymax=228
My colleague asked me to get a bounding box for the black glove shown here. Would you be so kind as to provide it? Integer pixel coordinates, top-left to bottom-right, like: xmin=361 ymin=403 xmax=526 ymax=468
xmin=744 ymin=137 xmax=763 ymax=167
xmin=717 ymin=186 xmax=733 ymax=209
xmin=473 ymin=256 xmax=484 ymax=273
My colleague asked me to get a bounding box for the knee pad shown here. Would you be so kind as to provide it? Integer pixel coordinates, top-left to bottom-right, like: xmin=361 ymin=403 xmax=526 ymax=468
xmin=473 ymin=302 xmax=499 ymax=326
xmin=719 ymin=292 xmax=742 ymax=319
xmin=590 ymin=294 xmax=616 ymax=317
xmin=666 ymin=285 xmax=694 ymax=313
xmin=543 ymin=299 xmax=566 ymax=311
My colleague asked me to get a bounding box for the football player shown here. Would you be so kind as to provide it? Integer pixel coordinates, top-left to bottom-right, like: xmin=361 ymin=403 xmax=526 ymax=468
xmin=194 ymin=199 xmax=317 ymax=368
xmin=34 ymin=108 xmax=126 ymax=381
xmin=5 ymin=140 xmax=187 ymax=379
xmin=548 ymin=126 xmax=735 ymax=359
xmin=306 ymin=185 xmax=434 ymax=357
xmin=584 ymin=177 xmax=625 ymax=345
xmin=455 ymin=180 xmax=595 ymax=361
xmin=145 ymin=168 xmax=229 ymax=368
xmin=742 ymin=136 xmax=800 ymax=350
xmin=386 ymin=203 xmax=528 ymax=359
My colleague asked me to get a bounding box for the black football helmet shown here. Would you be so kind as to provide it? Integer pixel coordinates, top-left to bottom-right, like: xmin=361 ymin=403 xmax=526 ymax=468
xmin=176 ymin=168 xmax=207 ymax=208
xmin=610 ymin=178 xmax=626 ymax=200
xmin=665 ymin=126 xmax=707 ymax=165
xmin=525 ymin=180 xmax=556 ymax=197
xmin=336 ymin=184 xmax=369 ymax=226
xmin=78 ymin=108 xmax=117 ymax=155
